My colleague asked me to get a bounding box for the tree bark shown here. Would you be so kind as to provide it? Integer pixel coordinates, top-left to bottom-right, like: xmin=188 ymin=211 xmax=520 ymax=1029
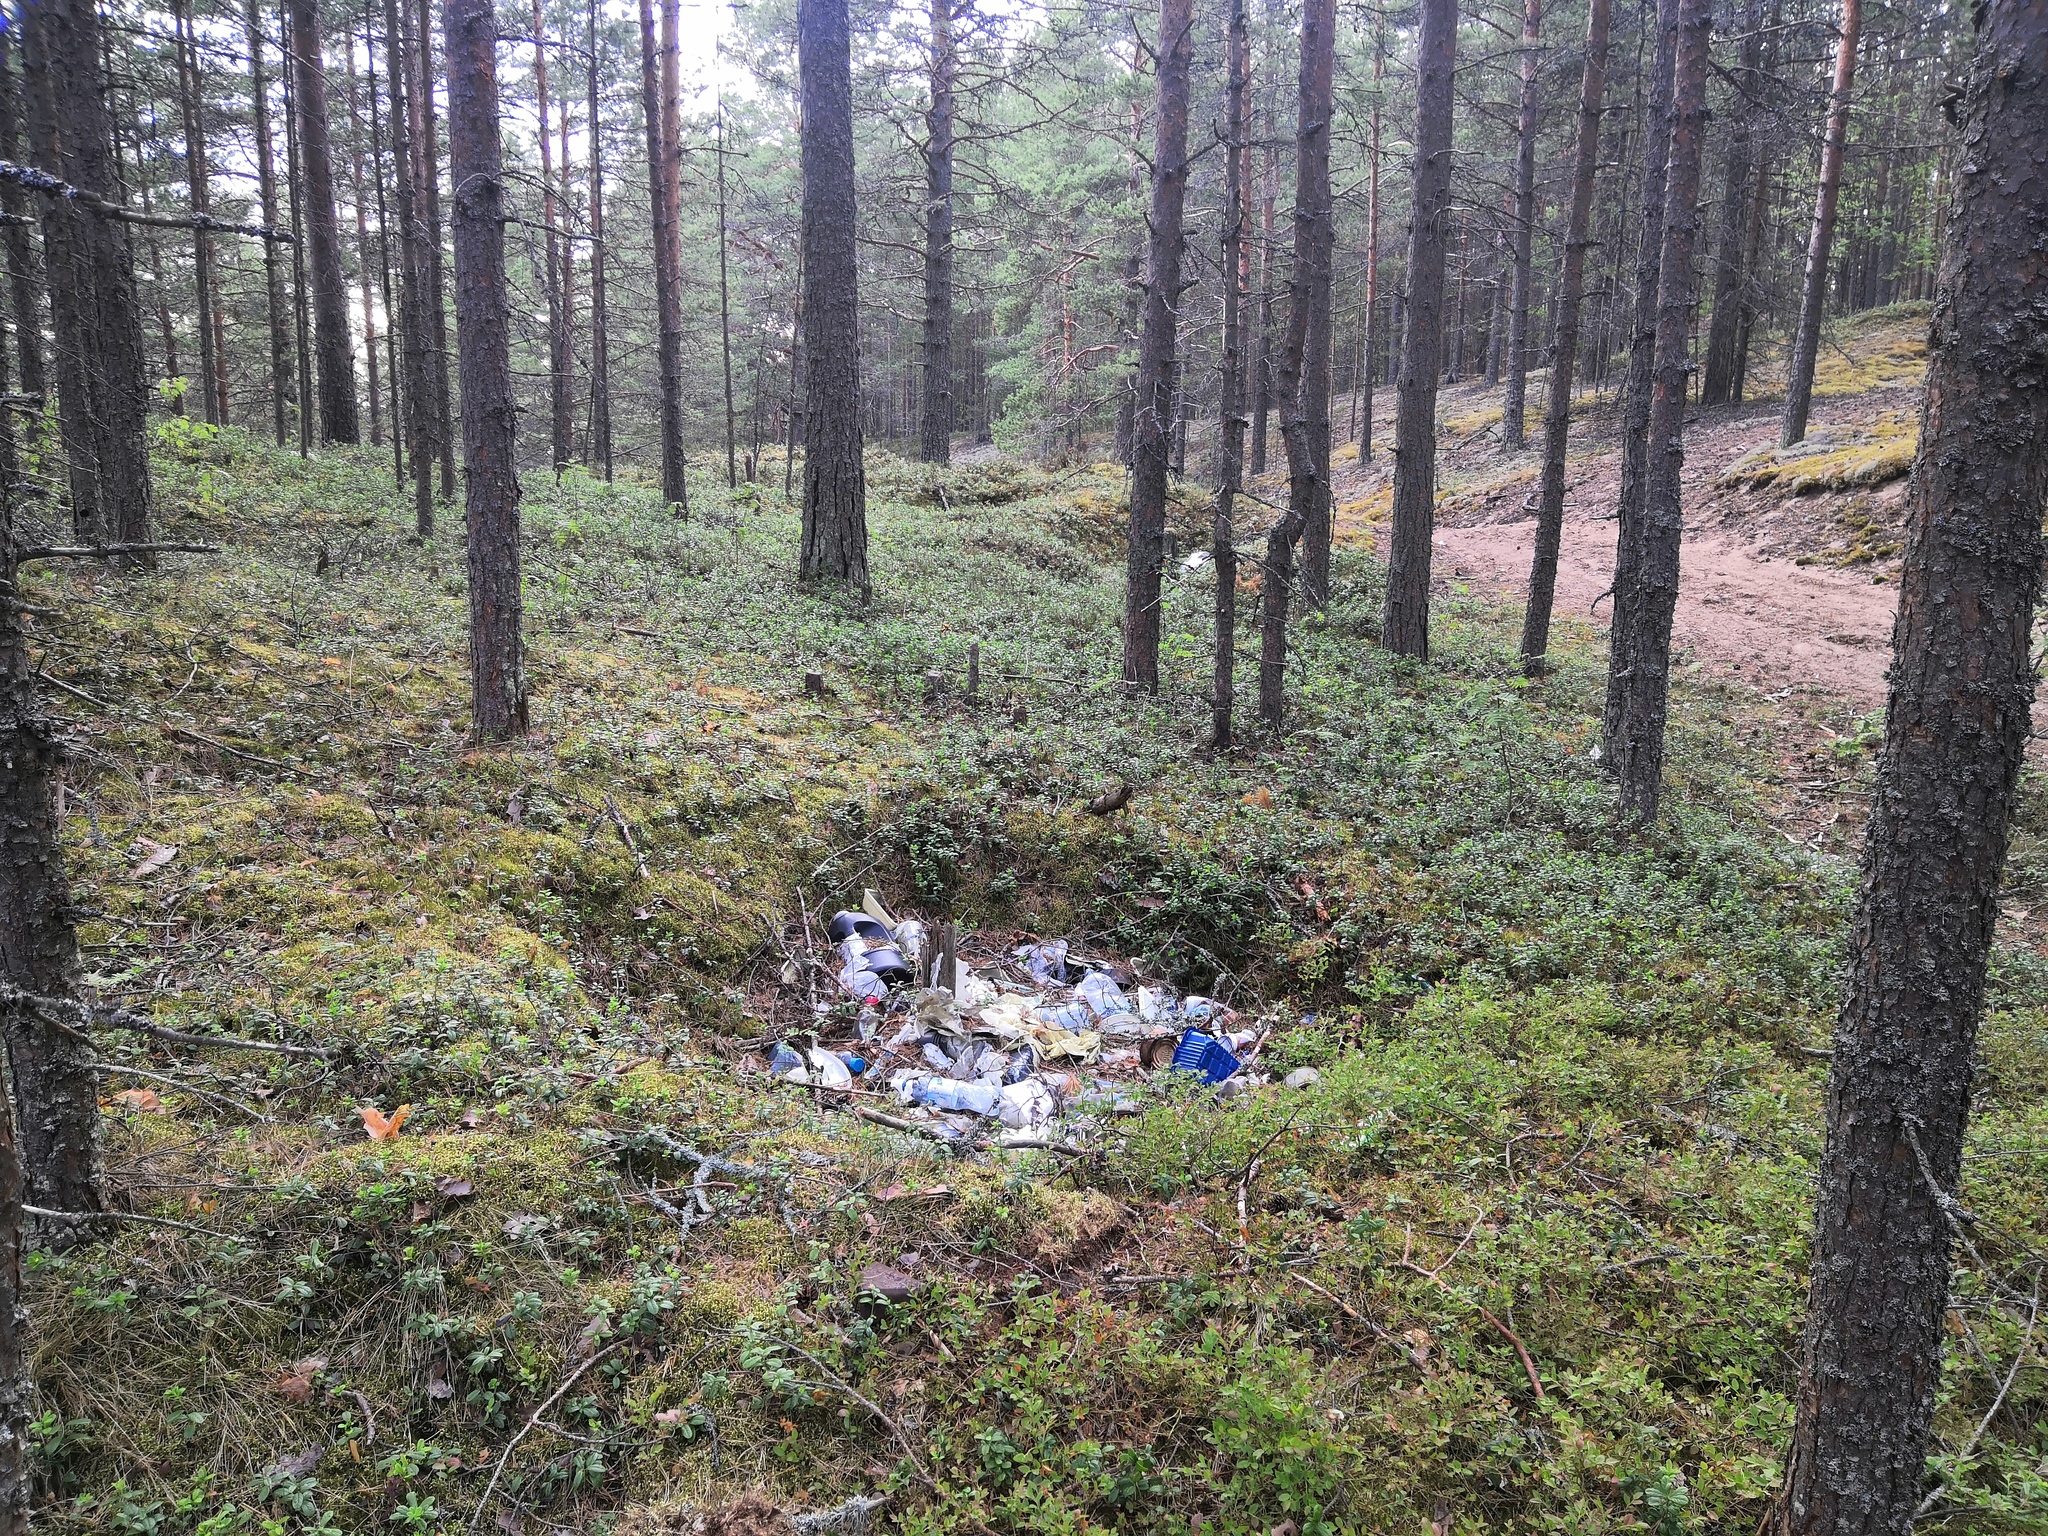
xmin=1256 ymin=0 xmax=1334 ymax=723
xmin=0 ymin=31 xmax=44 ymax=413
xmin=586 ymin=0 xmax=611 ymax=481
xmin=366 ymin=14 xmax=404 ymax=488
xmin=1212 ymin=0 xmax=1248 ymax=751
xmin=1250 ymin=37 xmax=1276 ymax=478
xmin=917 ymin=0 xmax=954 ymax=466
xmin=282 ymin=0 xmax=314 ymax=455
xmin=1701 ymin=0 xmax=1764 ymax=406
xmin=1780 ymin=0 xmax=1862 ymax=446
xmin=290 ymin=0 xmax=361 ymax=444
xmin=246 ymin=0 xmax=292 ymax=445
xmin=1600 ymin=0 xmax=1681 ymax=760
xmin=414 ymin=0 xmax=454 ymax=499
xmin=1779 ymin=3 xmax=2048 ymax=1529
xmin=345 ymin=39 xmax=382 ymax=449
xmin=797 ymin=0 xmax=869 ymax=596
xmin=1359 ymin=38 xmax=1381 ymax=460
xmin=717 ymin=104 xmax=738 ymax=485
xmin=1519 ymin=0 xmax=1608 ymax=675
xmin=0 ymin=1040 xmax=26 ymax=1535
xmin=0 ymin=449 xmax=103 ymax=1220
xmin=1612 ymin=0 xmax=1711 ymax=825
xmin=637 ymin=0 xmax=687 ymax=510
xmin=1501 ymin=0 xmax=1542 ymax=450
xmin=387 ymin=0 xmax=434 ymax=536
xmin=445 ymin=0 xmax=526 ymax=740
xmin=532 ymin=2 xmax=571 ymax=476
xmin=1120 ymin=0 xmax=1191 ymax=692
xmin=28 ymin=0 xmax=153 ymax=552
xmin=1381 ymin=0 xmax=1456 ymax=660
xmin=173 ymin=0 xmax=222 ymax=428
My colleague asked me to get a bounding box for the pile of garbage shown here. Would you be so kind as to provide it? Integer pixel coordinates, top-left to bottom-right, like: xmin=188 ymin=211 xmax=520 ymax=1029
xmin=762 ymin=893 xmax=1270 ymax=1144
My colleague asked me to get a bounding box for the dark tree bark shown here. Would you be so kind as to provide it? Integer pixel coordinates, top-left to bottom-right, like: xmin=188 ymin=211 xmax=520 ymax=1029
xmin=366 ymin=15 xmax=404 ymax=488
xmin=28 ymin=0 xmax=153 ymax=552
xmin=1600 ymin=0 xmax=1681 ymax=760
xmin=1212 ymin=0 xmax=1248 ymax=751
xmin=345 ymin=41 xmax=382 ymax=448
xmin=1779 ymin=3 xmax=2048 ymax=1530
xmin=1359 ymin=39 xmax=1381 ymax=460
xmin=797 ymin=0 xmax=869 ymax=596
xmin=1120 ymin=0 xmax=1191 ymax=691
xmin=387 ymin=0 xmax=434 ymax=536
xmin=1255 ymin=0 xmax=1334 ymax=724
xmin=290 ymin=0 xmax=361 ymax=444
xmin=0 ymin=31 xmax=44 ymax=415
xmin=282 ymin=0 xmax=314 ymax=455
xmin=586 ymin=0 xmax=612 ymax=481
xmin=1292 ymin=0 xmax=1335 ymax=616
xmin=247 ymin=0 xmax=292 ymax=445
xmin=1250 ymin=60 xmax=1276 ymax=478
xmin=1780 ymin=0 xmax=1862 ymax=446
xmin=414 ymin=0 xmax=454 ymax=499
xmin=534 ymin=0 xmax=570 ymax=476
xmin=1519 ymin=0 xmax=1609 ymax=674
xmin=715 ymin=105 xmax=736 ymax=486
xmin=0 ymin=475 xmax=103 ymax=1221
xmin=445 ymin=0 xmax=526 ymax=740
xmin=637 ymin=0 xmax=686 ymax=510
xmin=1500 ymin=0 xmax=1542 ymax=450
xmin=916 ymin=0 xmax=954 ymax=466
xmin=173 ymin=0 xmax=221 ymax=427
xmin=1381 ymin=0 xmax=1456 ymax=659
xmin=1700 ymin=0 xmax=1763 ymax=405
xmin=1611 ymin=0 xmax=1711 ymax=825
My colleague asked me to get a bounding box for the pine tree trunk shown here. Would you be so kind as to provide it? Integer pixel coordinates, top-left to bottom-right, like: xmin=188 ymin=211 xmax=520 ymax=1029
xmin=1519 ymin=0 xmax=1609 ymax=674
xmin=586 ymin=0 xmax=611 ymax=481
xmin=366 ymin=17 xmax=404 ymax=488
xmin=0 ymin=32 xmax=45 ymax=414
xmin=445 ymin=0 xmax=526 ymax=740
xmin=1359 ymin=40 xmax=1380 ymax=460
xmin=1612 ymin=0 xmax=1711 ymax=825
xmin=637 ymin=0 xmax=686 ymax=509
xmin=1601 ymin=0 xmax=1681 ymax=760
xmin=1257 ymin=0 xmax=1334 ymax=720
xmin=916 ymin=0 xmax=954 ymax=467
xmin=1250 ymin=69 xmax=1277 ymax=477
xmin=29 ymin=0 xmax=153 ymax=552
xmin=0 ymin=1036 xmax=26 ymax=1534
xmin=1381 ymin=0 xmax=1456 ymax=659
xmin=346 ymin=41 xmax=383 ymax=449
xmin=1778 ymin=7 xmax=2047 ymax=1530
xmin=1779 ymin=0 xmax=1861 ymax=446
xmin=415 ymin=0 xmax=454 ymax=499
xmin=282 ymin=0 xmax=314 ymax=455
xmin=717 ymin=107 xmax=738 ymax=485
xmin=290 ymin=0 xmax=361 ymax=443
xmin=1699 ymin=0 xmax=1763 ymax=407
xmin=533 ymin=1 xmax=570 ymax=476
xmin=796 ymin=0 xmax=869 ymax=595
xmin=1212 ymin=0 xmax=1248 ymax=751
xmin=1501 ymin=0 xmax=1542 ymax=450
xmin=1120 ymin=0 xmax=1192 ymax=692
xmin=386 ymin=0 xmax=434 ymax=537
xmin=1292 ymin=0 xmax=1336 ymax=615
xmin=0 ymin=464 xmax=103 ymax=1220
xmin=247 ymin=0 xmax=292 ymax=445
xmin=174 ymin=0 xmax=221 ymax=427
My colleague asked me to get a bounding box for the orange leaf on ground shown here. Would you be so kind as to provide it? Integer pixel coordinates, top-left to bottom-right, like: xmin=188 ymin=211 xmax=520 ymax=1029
xmin=359 ymin=1104 xmax=412 ymax=1141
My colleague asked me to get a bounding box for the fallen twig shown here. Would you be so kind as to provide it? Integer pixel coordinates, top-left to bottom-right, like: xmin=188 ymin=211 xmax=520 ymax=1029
xmin=468 ymin=1338 xmax=630 ymax=1530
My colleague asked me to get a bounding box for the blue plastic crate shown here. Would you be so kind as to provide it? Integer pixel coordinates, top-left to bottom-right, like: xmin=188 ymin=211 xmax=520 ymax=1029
xmin=1170 ymin=1029 xmax=1242 ymax=1085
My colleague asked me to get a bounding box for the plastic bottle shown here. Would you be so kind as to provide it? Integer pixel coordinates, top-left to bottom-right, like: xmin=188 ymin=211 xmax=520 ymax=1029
xmin=898 ymin=1077 xmax=1000 ymax=1116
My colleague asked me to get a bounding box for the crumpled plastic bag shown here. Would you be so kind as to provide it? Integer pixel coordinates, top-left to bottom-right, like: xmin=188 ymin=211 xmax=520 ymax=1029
xmin=997 ymin=1079 xmax=1058 ymax=1130
xmin=1015 ymin=939 xmax=1069 ymax=985
xmin=1077 ymin=970 xmax=1129 ymax=1019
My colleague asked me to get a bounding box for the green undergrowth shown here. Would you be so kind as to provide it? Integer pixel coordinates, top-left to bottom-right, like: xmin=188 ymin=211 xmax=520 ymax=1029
xmin=20 ymin=426 xmax=2046 ymax=1534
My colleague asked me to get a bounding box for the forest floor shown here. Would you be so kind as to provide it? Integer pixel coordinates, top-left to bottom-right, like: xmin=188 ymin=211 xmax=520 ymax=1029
xmin=18 ymin=305 xmax=2047 ymax=1536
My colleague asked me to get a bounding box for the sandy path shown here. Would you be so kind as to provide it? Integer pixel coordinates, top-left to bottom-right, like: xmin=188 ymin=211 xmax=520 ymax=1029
xmin=1327 ymin=390 xmax=1908 ymax=708
xmin=1433 ymin=516 xmax=1899 ymax=705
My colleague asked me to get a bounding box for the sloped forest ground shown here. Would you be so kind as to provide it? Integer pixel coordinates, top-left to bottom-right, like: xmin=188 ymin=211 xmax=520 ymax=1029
xmin=20 ymin=329 xmax=2048 ymax=1536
